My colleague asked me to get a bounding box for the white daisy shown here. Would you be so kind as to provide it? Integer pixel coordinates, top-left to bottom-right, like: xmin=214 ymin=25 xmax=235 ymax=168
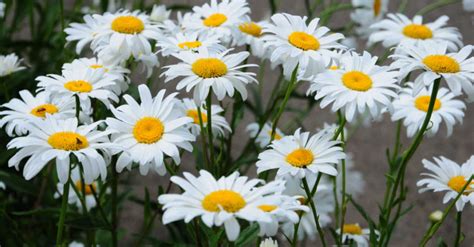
xmin=179 ymin=98 xmax=231 ymax=137
xmin=391 ymin=42 xmax=474 ymax=96
xmin=351 ymin=0 xmax=388 ymax=38
xmin=36 ymin=67 xmax=119 ymax=109
xmin=307 ymin=51 xmax=399 ymax=122
xmin=62 ymin=57 xmax=130 ymax=93
xmin=162 ymin=47 xmax=256 ymax=104
xmin=55 ymin=167 xmax=99 ymax=211
xmin=391 ymin=83 xmax=465 ymax=137
xmin=183 ymin=0 xmax=250 ymax=43
xmin=0 ymin=90 xmax=75 ymax=137
xmin=260 ymin=238 xmax=278 ymax=247
xmin=105 ymin=85 xmax=195 ymax=176
xmin=336 ymin=223 xmax=374 ymax=247
xmin=256 ymin=128 xmax=345 ymax=178
xmin=158 ymin=170 xmax=284 ymax=241
xmin=232 ymin=18 xmax=270 ymax=59
xmin=7 ymin=117 xmax=115 ymax=184
xmin=157 ymin=32 xmax=224 ymax=57
xmin=149 ymin=5 xmax=171 ymax=23
xmin=262 ymin=13 xmax=344 ymax=77
xmin=64 ymin=14 xmax=103 ymax=54
xmin=246 ymin=122 xmax=285 ymax=148
xmin=0 ymin=53 xmax=26 ymax=77
xmin=417 ymin=156 xmax=474 ymax=211
xmin=369 ymin=14 xmax=463 ymax=51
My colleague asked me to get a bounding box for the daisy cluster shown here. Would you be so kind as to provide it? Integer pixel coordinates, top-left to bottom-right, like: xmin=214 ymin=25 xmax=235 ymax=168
xmin=0 ymin=0 xmax=473 ymax=246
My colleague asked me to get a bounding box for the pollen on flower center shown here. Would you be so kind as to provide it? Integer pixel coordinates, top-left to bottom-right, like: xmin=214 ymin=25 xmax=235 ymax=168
xmin=64 ymin=80 xmax=93 ymax=93
xmin=258 ymin=204 xmax=278 ymax=212
xmin=288 ymin=32 xmax=320 ymax=51
xmin=178 ymin=41 xmax=202 ymax=49
xmin=286 ymin=148 xmax=314 ymax=168
xmin=414 ymin=96 xmax=442 ymax=112
xmin=267 ymin=130 xmax=282 ymax=140
xmin=30 ymin=104 xmax=58 ymax=118
xmin=187 ymin=109 xmax=208 ymax=124
xmin=192 ymin=58 xmax=228 ymax=78
xmin=202 ymin=190 xmax=246 ymax=213
xmin=373 ymin=0 xmax=382 ymax=16
xmin=342 ymin=71 xmax=373 ymax=91
xmin=448 ymin=175 xmax=473 ymax=193
xmin=203 ymin=13 xmax=227 ymax=27
xmin=48 ymin=132 xmax=89 ymax=151
xmin=342 ymin=224 xmax=363 ymax=235
xmin=75 ymin=181 xmax=97 ymax=195
xmin=239 ymin=22 xmax=262 ymax=37
xmin=133 ymin=117 xmax=164 ymax=144
xmin=402 ymin=24 xmax=433 ymax=39
xmin=111 ymin=16 xmax=145 ymax=34
xmin=422 ymin=55 xmax=460 ymax=74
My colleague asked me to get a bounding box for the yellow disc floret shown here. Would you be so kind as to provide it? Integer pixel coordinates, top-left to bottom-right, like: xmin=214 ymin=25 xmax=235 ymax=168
xmin=203 ymin=13 xmax=227 ymax=27
xmin=75 ymin=181 xmax=97 ymax=195
xmin=414 ymin=96 xmax=442 ymax=112
xmin=239 ymin=22 xmax=262 ymax=37
xmin=258 ymin=204 xmax=278 ymax=212
xmin=402 ymin=24 xmax=433 ymax=40
xmin=448 ymin=176 xmax=474 ymax=193
xmin=192 ymin=58 xmax=228 ymax=78
xmin=133 ymin=117 xmax=164 ymax=144
xmin=423 ymin=55 xmax=460 ymax=74
xmin=178 ymin=41 xmax=202 ymax=49
xmin=373 ymin=0 xmax=382 ymax=16
xmin=111 ymin=16 xmax=145 ymax=34
xmin=288 ymin=32 xmax=320 ymax=51
xmin=286 ymin=148 xmax=314 ymax=168
xmin=202 ymin=190 xmax=246 ymax=213
xmin=342 ymin=224 xmax=363 ymax=235
xmin=187 ymin=109 xmax=208 ymax=124
xmin=342 ymin=71 xmax=373 ymax=92
xmin=30 ymin=104 xmax=58 ymax=118
xmin=48 ymin=132 xmax=89 ymax=151
xmin=267 ymin=130 xmax=282 ymax=140
xmin=64 ymin=80 xmax=93 ymax=93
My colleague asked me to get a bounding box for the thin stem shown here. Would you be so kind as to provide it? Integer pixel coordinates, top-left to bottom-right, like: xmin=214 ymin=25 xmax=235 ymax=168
xmin=454 ymin=211 xmax=462 ymax=247
xmin=111 ymin=162 xmax=118 ymax=247
xmin=206 ymin=95 xmax=215 ymax=168
xmin=74 ymin=94 xmax=81 ymax=122
xmin=337 ymin=113 xmax=347 ymax=245
xmin=197 ymin=106 xmax=210 ymax=169
xmin=416 ymin=0 xmax=460 ymax=15
xmin=268 ymin=0 xmax=278 ymax=14
xmin=271 ymin=66 xmax=298 ymax=141
xmin=302 ymin=178 xmax=327 ymax=247
xmin=56 ymin=163 xmax=72 ymax=245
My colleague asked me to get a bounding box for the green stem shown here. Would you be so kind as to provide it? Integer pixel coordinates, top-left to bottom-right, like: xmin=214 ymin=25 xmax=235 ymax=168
xmin=56 ymin=163 xmax=72 ymax=245
xmin=74 ymin=94 xmax=81 ymax=122
xmin=416 ymin=0 xmax=461 ymax=15
xmin=454 ymin=211 xmax=462 ymax=247
xmin=337 ymin=113 xmax=347 ymax=245
xmin=111 ymin=162 xmax=118 ymax=247
xmin=302 ymin=178 xmax=327 ymax=247
xmin=197 ymin=106 xmax=210 ymax=170
xmin=206 ymin=95 xmax=215 ymax=168
xmin=268 ymin=0 xmax=278 ymax=14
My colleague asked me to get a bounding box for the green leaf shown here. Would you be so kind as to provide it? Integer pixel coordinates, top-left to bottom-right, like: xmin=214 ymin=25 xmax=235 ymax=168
xmin=0 ymin=170 xmax=38 ymax=195
xmin=235 ymin=223 xmax=259 ymax=247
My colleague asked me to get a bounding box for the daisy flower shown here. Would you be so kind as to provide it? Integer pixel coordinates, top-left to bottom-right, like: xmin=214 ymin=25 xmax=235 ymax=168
xmin=232 ymin=18 xmax=270 ymax=59
xmin=246 ymin=122 xmax=285 ymax=148
xmin=179 ymin=98 xmax=231 ymax=137
xmin=308 ymin=51 xmax=399 ymax=122
xmin=64 ymin=14 xmax=103 ymax=54
xmin=7 ymin=117 xmax=115 ymax=184
xmin=158 ymin=170 xmax=284 ymax=241
xmin=351 ymin=0 xmax=388 ymax=38
xmin=157 ymin=32 xmax=224 ymax=57
xmin=391 ymin=83 xmax=466 ymax=137
xmin=391 ymin=42 xmax=474 ymax=96
xmin=183 ymin=0 xmax=250 ymax=42
xmin=0 ymin=53 xmax=26 ymax=77
xmin=256 ymin=128 xmax=345 ymax=178
xmin=0 ymin=90 xmax=75 ymax=137
xmin=369 ymin=14 xmax=463 ymax=51
xmin=55 ymin=167 xmax=99 ymax=211
xmin=417 ymin=156 xmax=474 ymax=211
xmin=36 ymin=67 xmax=119 ymax=109
xmin=262 ymin=13 xmax=344 ymax=77
xmin=162 ymin=47 xmax=256 ymax=104
xmin=105 ymin=85 xmax=195 ymax=176
xmin=149 ymin=5 xmax=171 ymax=23
xmin=336 ymin=223 xmax=375 ymax=247
xmin=62 ymin=57 xmax=130 ymax=93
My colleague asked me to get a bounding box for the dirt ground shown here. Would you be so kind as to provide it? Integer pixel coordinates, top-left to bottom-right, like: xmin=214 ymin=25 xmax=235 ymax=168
xmin=118 ymin=0 xmax=474 ymax=246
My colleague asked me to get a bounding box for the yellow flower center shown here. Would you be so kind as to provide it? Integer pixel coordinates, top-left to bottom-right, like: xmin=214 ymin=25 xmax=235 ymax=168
xmin=75 ymin=181 xmax=97 ymax=195
xmin=258 ymin=204 xmax=278 ymax=212
xmin=178 ymin=41 xmax=202 ymax=49
xmin=330 ymin=65 xmax=339 ymax=70
xmin=402 ymin=24 xmax=433 ymax=40
xmin=48 ymin=132 xmax=89 ymax=151
xmin=133 ymin=117 xmax=164 ymax=144
xmin=203 ymin=13 xmax=227 ymax=27
xmin=64 ymin=80 xmax=93 ymax=93
xmin=192 ymin=58 xmax=228 ymax=78
xmin=414 ymin=96 xmax=442 ymax=112
xmin=342 ymin=224 xmax=363 ymax=235
xmin=448 ymin=176 xmax=474 ymax=193
xmin=288 ymin=31 xmax=320 ymax=51
xmin=202 ymin=190 xmax=246 ymax=213
xmin=267 ymin=130 xmax=282 ymax=140
xmin=30 ymin=104 xmax=58 ymax=118
xmin=286 ymin=148 xmax=314 ymax=168
xmin=373 ymin=0 xmax=382 ymax=16
xmin=187 ymin=109 xmax=208 ymax=124
xmin=111 ymin=16 xmax=145 ymax=34
xmin=239 ymin=22 xmax=262 ymax=37
xmin=90 ymin=64 xmax=109 ymax=72
xmin=342 ymin=71 xmax=373 ymax=91
xmin=422 ymin=55 xmax=460 ymax=74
